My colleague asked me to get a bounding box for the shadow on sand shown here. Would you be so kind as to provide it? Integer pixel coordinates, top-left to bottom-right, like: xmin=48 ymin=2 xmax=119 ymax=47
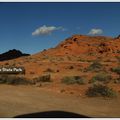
xmin=14 ymin=110 xmax=90 ymax=118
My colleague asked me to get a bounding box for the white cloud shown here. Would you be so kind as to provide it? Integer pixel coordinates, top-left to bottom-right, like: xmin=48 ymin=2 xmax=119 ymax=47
xmin=88 ymin=28 xmax=103 ymax=35
xmin=32 ymin=25 xmax=65 ymax=36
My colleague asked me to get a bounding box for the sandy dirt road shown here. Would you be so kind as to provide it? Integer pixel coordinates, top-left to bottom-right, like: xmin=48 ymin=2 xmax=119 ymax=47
xmin=0 ymin=85 xmax=120 ymax=118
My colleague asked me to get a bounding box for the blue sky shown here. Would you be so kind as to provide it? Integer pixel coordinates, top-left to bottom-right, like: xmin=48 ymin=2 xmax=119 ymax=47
xmin=0 ymin=2 xmax=120 ymax=54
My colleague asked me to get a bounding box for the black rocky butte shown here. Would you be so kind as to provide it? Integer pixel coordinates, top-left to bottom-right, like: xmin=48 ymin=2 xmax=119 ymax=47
xmin=0 ymin=49 xmax=30 ymax=61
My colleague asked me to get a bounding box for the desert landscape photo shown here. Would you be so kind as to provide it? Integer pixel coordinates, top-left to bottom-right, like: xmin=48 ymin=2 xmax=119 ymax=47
xmin=0 ymin=2 xmax=120 ymax=118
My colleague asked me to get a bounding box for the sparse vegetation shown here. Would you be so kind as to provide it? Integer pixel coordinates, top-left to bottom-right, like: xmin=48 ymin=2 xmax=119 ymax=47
xmin=77 ymin=59 xmax=86 ymax=62
xmin=114 ymin=78 xmax=120 ymax=84
xmin=111 ymin=67 xmax=120 ymax=83
xmin=88 ymin=52 xmax=96 ymax=56
xmin=117 ymin=50 xmax=120 ymax=54
xmin=43 ymin=55 xmax=49 ymax=60
xmin=86 ymin=60 xmax=103 ymax=72
xmin=68 ymin=66 xmax=74 ymax=69
xmin=0 ymin=75 xmax=30 ymax=85
xmin=86 ymin=60 xmax=92 ymax=62
xmin=86 ymin=84 xmax=116 ymax=97
xmin=90 ymin=72 xmax=112 ymax=84
xmin=33 ymin=74 xmax=51 ymax=83
xmin=111 ymin=67 xmax=120 ymax=75
xmin=44 ymin=68 xmax=55 ymax=73
xmin=61 ymin=76 xmax=86 ymax=85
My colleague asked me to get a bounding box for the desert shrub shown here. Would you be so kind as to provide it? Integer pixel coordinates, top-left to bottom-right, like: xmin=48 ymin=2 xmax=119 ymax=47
xmin=86 ymin=84 xmax=116 ymax=97
xmin=86 ymin=60 xmax=92 ymax=62
xmin=90 ymin=72 xmax=112 ymax=84
xmin=44 ymin=68 xmax=54 ymax=73
xmin=86 ymin=60 xmax=102 ymax=72
xmin=114 ymin=77 xmax=120 ymax=84
xmin=117 ymin=51 xmax=120 ymax=54
xmin=111 ymin=67 xmax=120 ymax=75
xmin=68 ymin=66 xmax=74 ymax=69
xmin=61 ymin=76 xmax=76 ymax=84
xmin=77 ymin=59 xmax=86 ymax=62
xmin=61 ymin=76 xmax=86 ymax=85
xmin=88 ymin=52 xmax=96 ymax=56
xmin=0 ymin=75 xmax=7 ymax=84
xmin=0 ymin=75 xmax=30 ymax=85
xmin=33 ymin=74 xmax=51 ymax=83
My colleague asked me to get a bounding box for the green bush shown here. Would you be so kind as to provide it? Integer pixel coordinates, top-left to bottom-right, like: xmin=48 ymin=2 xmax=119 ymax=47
xmin=86 ymin=84 xmax=116 ymax=97
xmin=0 ymin=75 xmax=30 ymax=85
xmin=90 ymin=73 xmax=112 ymax=84
xmin=86 ymin=60 xmax=102 ymax=72
xmin=33 ymin=74 xmax=51 ymax=83
xmin=61 ymin=76 xmax=86 ymax=85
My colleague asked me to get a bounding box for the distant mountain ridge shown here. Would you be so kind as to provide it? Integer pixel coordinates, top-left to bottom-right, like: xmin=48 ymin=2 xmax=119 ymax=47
xmin=0 ymin=49 xmax=30 ymax=61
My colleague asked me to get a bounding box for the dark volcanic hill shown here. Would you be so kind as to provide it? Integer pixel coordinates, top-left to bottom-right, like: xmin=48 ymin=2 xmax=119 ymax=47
xmin=0 ymin=49 xmax=30 ymax=61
